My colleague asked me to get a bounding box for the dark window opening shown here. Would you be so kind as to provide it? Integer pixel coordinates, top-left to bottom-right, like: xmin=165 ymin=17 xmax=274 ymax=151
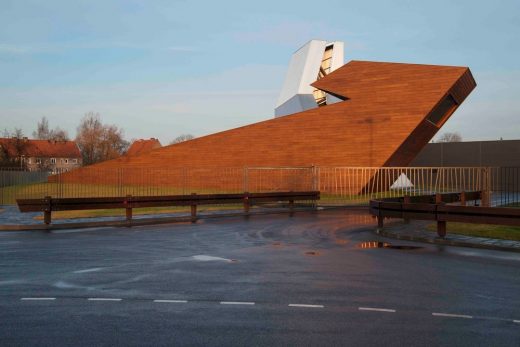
xmin=427 ymin=94 xmax=457 ymax=126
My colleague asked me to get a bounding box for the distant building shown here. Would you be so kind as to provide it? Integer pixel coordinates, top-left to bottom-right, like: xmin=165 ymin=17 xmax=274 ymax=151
xmin=126 ymin=138 xmax=162 ymax=156
xmin=410 ymin=140 xmax=520 ymax=167
xmin=0 ymin=137 xmax=82 ymax=172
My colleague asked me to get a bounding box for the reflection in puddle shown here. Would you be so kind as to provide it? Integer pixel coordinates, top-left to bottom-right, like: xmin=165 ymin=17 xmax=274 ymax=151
xmin=357 ymin=241 xmax=423 ymax=250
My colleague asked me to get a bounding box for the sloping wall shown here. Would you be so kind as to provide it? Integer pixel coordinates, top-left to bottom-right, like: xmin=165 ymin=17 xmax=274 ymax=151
xmin=56 ymin=60 xmax=476 ymax=191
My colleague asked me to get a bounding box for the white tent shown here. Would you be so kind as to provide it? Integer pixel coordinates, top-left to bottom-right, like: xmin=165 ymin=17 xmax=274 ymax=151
xmin=390 ymin=173 xmax=415 ymax=190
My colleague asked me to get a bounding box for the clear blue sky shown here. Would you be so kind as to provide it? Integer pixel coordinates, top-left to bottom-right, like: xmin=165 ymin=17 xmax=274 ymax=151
xmin=1 ymin=0 xmax=519 ymax=144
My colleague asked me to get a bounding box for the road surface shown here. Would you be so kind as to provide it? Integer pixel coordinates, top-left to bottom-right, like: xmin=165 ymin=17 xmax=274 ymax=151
xmin=0 ymin=209 xmax=519 ymax=346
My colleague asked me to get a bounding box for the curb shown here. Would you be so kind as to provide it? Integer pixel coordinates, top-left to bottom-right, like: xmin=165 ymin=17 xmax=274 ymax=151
xmin=376 ymin=228 xmax=520 ymax=253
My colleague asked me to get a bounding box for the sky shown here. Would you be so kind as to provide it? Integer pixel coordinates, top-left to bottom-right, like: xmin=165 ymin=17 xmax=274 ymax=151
xmin=0 ymin=0 xmax=519 ymax=144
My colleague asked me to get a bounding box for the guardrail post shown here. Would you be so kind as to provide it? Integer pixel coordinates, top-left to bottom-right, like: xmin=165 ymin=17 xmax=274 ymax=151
xmin=43 ymin=195 xmax=52 ymax=225
xmin=377 ymin=202 xmax=384 ymax=229
xmin=243 ymin=192 xmax=250 ymax=216
xmin=125 ymin=195 xmax=132 ymax=224
xmin=191 ymin=193 xmax=197 ymax=223
xmin=435 ymin=193 xmax=442 ymax=204
xmin=403 ymin=195 xmax=410 ymax=224
xmin=437 ymin=220 xmax=447 ymax=238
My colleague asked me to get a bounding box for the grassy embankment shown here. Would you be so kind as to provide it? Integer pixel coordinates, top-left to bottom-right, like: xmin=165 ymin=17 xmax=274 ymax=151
xmin=426 ymin=223 xmax=520 ymax=241
xmin=426 ymin=201 xmax=520 ymax=241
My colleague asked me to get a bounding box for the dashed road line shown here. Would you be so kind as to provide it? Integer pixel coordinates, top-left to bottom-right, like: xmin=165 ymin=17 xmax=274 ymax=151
xmin=358 ymin=307 xmax=396 ymax=313
xmin=220 ymin=301 xmax=255 ymax=305
xmin=12 ymin=296 xmax=520 ymax=324
xmin=288 ymin=304 xmax=324 ymax=308
xmin=432 ymin=312 xmax=473 ymax=319
xmin=153 ymin=299 xmax=188 ymax=303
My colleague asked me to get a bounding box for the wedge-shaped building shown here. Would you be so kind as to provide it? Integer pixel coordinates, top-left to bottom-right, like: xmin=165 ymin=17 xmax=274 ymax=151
xmin=56 ymin=59 xmax=476 ymax=191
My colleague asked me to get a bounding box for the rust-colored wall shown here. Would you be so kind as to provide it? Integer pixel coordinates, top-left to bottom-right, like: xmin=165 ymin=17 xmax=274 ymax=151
xmin=57 ymin=61 xmax=476 ymax=190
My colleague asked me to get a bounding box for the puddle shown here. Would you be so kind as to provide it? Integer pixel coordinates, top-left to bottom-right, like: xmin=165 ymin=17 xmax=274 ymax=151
xmin=357 ymin=241 xmax=423 ymax=250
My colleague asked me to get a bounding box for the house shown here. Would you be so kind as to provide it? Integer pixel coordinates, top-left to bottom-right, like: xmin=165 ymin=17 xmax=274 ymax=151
xmin=126 ymin=138 xmax=162 ymax=156
xmin=0 ymin=137 xmax=82 ymax=172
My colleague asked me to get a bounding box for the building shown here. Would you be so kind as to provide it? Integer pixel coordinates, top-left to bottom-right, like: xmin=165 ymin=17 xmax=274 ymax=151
xmin=54 ymin=53 xmax=476 ymax=191
xmin=275 ymin=40 xmax=344 ymax=117
xmin=126 ymin=138 xmax=162 ymax=156
xmin=410 ymin=140 xmax=520 ymax=167
xmin=0 ymin=137 xmax=82 ymax=172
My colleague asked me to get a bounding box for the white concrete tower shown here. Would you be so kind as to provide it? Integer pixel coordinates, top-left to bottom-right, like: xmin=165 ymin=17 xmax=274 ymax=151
xmin=275 ymin=40 xmax=345 ymax=118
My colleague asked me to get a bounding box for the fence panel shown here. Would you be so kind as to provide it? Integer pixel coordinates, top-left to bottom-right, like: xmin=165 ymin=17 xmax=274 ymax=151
xmin=1 ymin=166 xmax=519 ymax=207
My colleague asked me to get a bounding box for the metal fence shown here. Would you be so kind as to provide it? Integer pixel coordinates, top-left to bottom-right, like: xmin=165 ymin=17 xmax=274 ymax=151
xmin=1 ymin=166 xmax=519 ymax=207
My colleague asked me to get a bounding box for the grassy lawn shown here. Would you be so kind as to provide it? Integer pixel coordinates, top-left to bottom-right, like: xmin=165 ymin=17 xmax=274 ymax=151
xmin=501 ymin=202 xmax=520 ymax=208
xmin=2 ymin=182 xmax=396 ymax=206
xmin=427 ymin=222 xmax=520 ymax=241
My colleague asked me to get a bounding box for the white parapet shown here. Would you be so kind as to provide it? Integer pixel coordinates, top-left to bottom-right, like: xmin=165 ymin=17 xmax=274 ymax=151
xmin=275 ymin=40 xmax=345 ymax=118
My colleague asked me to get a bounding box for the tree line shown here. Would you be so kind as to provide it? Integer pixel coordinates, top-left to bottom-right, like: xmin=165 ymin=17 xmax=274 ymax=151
xmin=1 ymin=112 xmax=195 ymax=168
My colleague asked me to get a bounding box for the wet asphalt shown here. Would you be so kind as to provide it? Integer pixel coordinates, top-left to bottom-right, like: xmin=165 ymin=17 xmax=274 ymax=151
xmin=0 ymin=209 xmax=519 ymax=346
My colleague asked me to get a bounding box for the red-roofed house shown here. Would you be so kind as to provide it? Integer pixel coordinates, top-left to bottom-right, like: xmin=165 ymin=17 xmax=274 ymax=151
xmin=126 ymin=138 xmax=162 ymax=156
xmin=0 ymin=137 xmax=82 ymax=172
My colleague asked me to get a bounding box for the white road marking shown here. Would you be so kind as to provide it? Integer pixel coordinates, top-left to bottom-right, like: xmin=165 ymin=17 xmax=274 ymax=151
xmin=220 ymin=301 xmax=255 ymax=305
xmin=87 ymin=298 xmax=122 ymax=301
xmin=20 ymin=297 xmax=56 ymax=301
xmin=192 ymin=255 xmax=233 ymax=262
xmin=513 ymin=320 xmax=520 ymax=324
xmin=153 ymin=299 xmax=188 ymax=303
xmin=288 ymin=304 xmax=324 ymax=308
xmin=358 ymin=307 xmax=396 ymax=313
xmin=432 ymin=312 xmax=473 ymax=319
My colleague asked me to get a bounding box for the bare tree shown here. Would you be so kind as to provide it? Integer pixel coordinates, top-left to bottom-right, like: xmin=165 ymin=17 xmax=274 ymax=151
xmin=33 ymin=116 xmax=70 ymax=141
xmin=50 ymin=127 xmax=69 ymax=141
xmin=0 ymin=128 xmax=28 ymax=168
xmin=75 ymin=112 xmax=129 ymax=165
xmin=33 ymin=117 xmax=50 ymax=139
xmin=170 ymin=134 xmax=194 ymax=145
xmin=437 ymin=132 xmax=462 ymax=143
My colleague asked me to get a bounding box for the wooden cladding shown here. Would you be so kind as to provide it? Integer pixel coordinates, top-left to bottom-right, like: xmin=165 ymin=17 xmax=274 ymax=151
xmin=58 ymin=60 xmax=476 ymax=190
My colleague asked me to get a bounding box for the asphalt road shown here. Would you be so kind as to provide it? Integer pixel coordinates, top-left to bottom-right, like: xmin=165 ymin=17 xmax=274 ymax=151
xmin=1 ymin=209 xmax=519 ymax=346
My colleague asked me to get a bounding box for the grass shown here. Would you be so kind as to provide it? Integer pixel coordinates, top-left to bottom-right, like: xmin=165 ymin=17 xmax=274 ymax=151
xmin=501 ymin=202 xmax=520 ymax=208
xmin=2 ymin=182 xmax=399 ymax=206
xmin=427 ymin=222 xmax=520 ymax=241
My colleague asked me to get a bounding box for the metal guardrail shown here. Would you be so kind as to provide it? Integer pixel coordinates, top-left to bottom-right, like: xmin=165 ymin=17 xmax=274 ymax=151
xmin=17 ymin=191 xmax=320 ymax=225
xmin=369 ymin=191 xmax=520 ymax=238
